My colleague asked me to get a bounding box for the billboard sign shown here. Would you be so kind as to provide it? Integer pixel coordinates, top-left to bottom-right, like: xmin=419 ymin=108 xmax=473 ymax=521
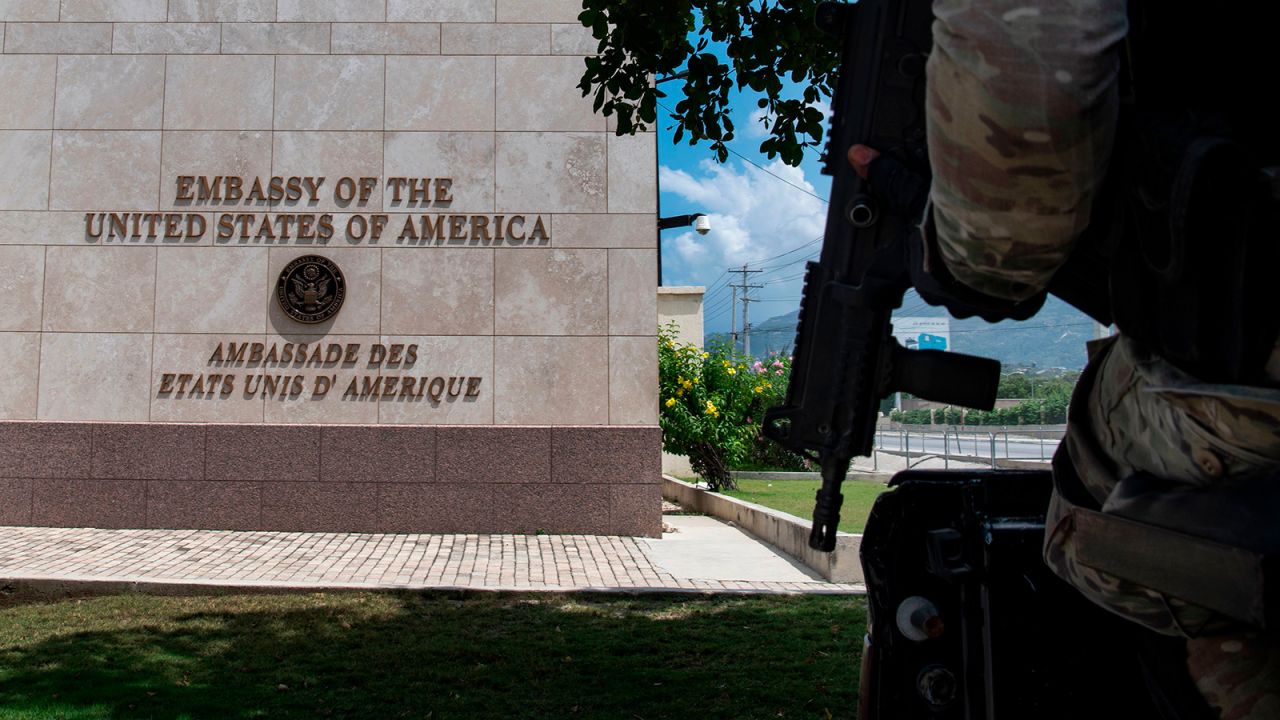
xmin=893 ymin=317 xmax=951 ymax=352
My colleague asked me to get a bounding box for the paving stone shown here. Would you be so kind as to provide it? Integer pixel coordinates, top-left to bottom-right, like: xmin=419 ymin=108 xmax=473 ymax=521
xmin=0 ymin=523 xmax=864 ymax=595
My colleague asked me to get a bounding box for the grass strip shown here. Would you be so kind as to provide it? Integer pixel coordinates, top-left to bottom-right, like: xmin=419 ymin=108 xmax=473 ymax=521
xmin=725 ymin=479 xmax=887 ymax=534
xmin=0 ymin=592 xmax=865 ymax=720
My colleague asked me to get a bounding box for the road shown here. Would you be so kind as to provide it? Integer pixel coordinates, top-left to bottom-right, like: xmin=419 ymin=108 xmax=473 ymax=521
xmin=876 ymin=431 xmax=1059 ymax=461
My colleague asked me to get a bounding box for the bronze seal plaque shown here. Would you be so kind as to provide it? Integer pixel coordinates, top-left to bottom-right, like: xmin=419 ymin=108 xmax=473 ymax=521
xmin=277 ymin=255 xmax=346 ymax=324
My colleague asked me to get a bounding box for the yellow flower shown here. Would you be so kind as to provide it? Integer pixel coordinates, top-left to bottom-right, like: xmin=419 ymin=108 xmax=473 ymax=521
xmin=702 ymin=352 xmax=710 ymax=359
xmin=693 ymin=377 xmax=699 ymax=384
xmin=676 ymin=388 xmax=684 ymax=397
xmin=705 ymin=401 xmax=717 ymax=416
xmin=754 ymin=386 xmax=764 ymax=393
xmin=665 ymin=397 xmax=676 ymax=408
xmin=727 ymin=368 xmax=737 ymax=375
xmin=676 ymin=375 xmax=684 ymax=384
xmin=682 ymin=379 xmax=693 ymax=390
xmin=722 ymin=360 xmax=730 ymax=367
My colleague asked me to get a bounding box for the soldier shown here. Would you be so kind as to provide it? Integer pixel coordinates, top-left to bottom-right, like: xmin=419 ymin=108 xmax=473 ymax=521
xmin=851 ymin=1 xmax=1280 ymax=716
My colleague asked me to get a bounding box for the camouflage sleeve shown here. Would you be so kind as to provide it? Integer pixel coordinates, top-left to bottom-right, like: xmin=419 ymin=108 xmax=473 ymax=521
xmin=925 ymin=0 xmax=1129 ymax=301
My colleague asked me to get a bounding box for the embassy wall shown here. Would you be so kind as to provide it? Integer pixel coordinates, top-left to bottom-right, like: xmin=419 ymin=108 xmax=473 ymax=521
xmin=0 ymin=0 xmax=660 ymax=537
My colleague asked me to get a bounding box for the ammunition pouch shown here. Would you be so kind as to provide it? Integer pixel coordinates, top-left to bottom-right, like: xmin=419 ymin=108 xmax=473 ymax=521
xmin=1051 ymin=344 xmax=1280 ymax=632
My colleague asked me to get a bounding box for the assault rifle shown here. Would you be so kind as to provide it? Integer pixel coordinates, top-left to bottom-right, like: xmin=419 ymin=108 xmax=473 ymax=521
xmin=761 ymin=0 xmax=1001 ymax=552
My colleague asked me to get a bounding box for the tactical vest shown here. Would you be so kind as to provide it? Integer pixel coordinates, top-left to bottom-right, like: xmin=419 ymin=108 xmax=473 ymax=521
xmin=1045 ymin=3 xmax=1280 ymax=635
xmin=1055 ymin=1 xmax=1280 ymax=385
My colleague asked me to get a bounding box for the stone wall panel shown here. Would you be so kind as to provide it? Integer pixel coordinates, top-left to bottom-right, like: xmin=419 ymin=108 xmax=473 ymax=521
xmin=494 ymin=248 xmax=606 ymax=336
xmin=31 ymin=478 xmax=147 ymax=528
xmin=146 ymin=480 xmax=261 ymax=529
xmin=495 ymin=132 xmax=605 ymax=213
xmin=220 ymin=22 xmax=329 ymax=54
xmin=497 ymin=56 xmax=602 ymax=132
xmin=441 ymin=22 xmax=548 ymax=55
xmin=552 ymin=213 xmax=655 ymax=250
xmin=156 ymin=247 xmax=268 ymax=333
xmin=0 ymin=0 xmax=59 ymax=22
xmin=112 ymin=22 xmax=221 ymax=54
xmin=275 ymin=55 xmax=385 ymax=131
xmin=331 ymin=22 xmax=440 ymax=54
xmin=608 ymin=131 xmax=657 ymax=213
xmin=91 ymin=422 xmax=206 ymax=480
xmin=385 ymin=56 xmax=495 ymax=132
xmin=37 ymin=333 xmax=153 ymax=421
xmin=55 ymin=55 xmax=165 ymax=130
xmin=0 ymin=56 xmax=56 ymax=129
xmin=167 ymin=0 xmax=274 ymax=22
xmin=0 ymin=478 xmax=33 ymax=524
xmin=0 ymin=333 xmax=40 ymax=419
xmin=60 ymin=0 xmax=166 ymax=22
xmin=388 ymin=0 xmax=493 ymax=23
xmin=163 ymin=56 xmax=276 ymax=130
xmin=0 ymin=245 xmax=44 ymax=331
xmin=42 ymin=246 xmax=156 ymax=332
xmin=260 ymin=481 xmax=379 ymax=532
xmin=0 ymin=130 xmax=51 ymax=210
xmin=493 ymin=336 xmax=608 ymax=424
xmin=278 ymin=0 xmax=384 ymax=22
xmin=380 ymin=249 xmax=494 ymax=335
xmin=608 ymin=249 xmax=657 ymax=335
xmin=2 ymin=22 xmax=111 ymax=53
xmin=609 ymin=337 xmax=658 ymax=425
xmin=496 ymin=0 xmax=581 ymax=24
xmin=50 ymin=130 xmax=161 ymax=210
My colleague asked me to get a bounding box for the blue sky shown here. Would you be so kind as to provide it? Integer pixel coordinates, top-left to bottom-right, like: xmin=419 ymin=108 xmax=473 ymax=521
xmin=654 ymin=73 xmax=833 ymax=336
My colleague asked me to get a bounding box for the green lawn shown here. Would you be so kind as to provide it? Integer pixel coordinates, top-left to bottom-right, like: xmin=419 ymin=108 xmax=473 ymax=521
xmin=725 ymin=479 xmax=888 ymax=534
xmin=0 ymin=592 xmax=865 ymax=720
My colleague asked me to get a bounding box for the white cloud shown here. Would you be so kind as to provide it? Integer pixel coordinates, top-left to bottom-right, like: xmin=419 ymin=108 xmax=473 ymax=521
xmin=746 ymin=107 xmax=772 ymax=139
xmin=659 ymin=158 xmax=828 ymax=331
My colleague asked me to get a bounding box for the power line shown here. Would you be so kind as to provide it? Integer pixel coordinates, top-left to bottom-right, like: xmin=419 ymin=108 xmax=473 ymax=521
xmin=658 ymin=100 xmax=829 ymax=205
xmin=764 ymin=271 xmax=807 ymax=285
xmin=754 ymin=235 xmax=823 ymax=264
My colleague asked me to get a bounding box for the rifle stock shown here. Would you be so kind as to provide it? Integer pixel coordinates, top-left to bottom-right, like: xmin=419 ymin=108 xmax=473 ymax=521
xmin=762 ymin=0 xmax=1001 ymax=551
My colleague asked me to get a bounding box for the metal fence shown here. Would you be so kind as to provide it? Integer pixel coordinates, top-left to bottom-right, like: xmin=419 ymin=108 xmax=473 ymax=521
xmin=874 ymin=423 xmax=1066 ymax=469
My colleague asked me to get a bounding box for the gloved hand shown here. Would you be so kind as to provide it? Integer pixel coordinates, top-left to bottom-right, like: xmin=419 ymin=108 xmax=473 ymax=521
xmin=849 ymin=144 xmax=1046 ymax=323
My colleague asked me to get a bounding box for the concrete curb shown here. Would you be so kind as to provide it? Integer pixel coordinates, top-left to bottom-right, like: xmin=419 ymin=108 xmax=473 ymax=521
xmin=661 ymin=476 xmax=863 ymax=583
xmin=731 ymin=470 xmax=891 ymax=482
xmin=0 ymin=576 xmax=863 ymax=605
xmin=875 ymin=448 xmax=1050 ymax=470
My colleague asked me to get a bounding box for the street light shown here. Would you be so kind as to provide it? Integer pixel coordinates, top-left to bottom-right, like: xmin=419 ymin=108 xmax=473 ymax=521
xmin=652 ymin=69 xmax=707 ymax=285
xmin=656 ymin=213 xmax=709 ymax=285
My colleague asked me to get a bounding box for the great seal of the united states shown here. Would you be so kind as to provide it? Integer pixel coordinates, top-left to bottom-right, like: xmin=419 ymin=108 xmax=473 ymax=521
xmin=276 ymin=255 xmax=346 ymax=324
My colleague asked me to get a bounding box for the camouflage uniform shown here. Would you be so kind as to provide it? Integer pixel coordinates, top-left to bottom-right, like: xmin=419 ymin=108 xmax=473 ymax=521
xmin=924 ymin=1 xmax=1280 ymax=716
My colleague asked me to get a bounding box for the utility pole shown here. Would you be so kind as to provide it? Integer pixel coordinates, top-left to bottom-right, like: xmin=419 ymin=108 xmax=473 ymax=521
xmin=729 ymin=285 xmax=738 ymax=348
xmin=728 ymin=263 xmax=763 ymax=357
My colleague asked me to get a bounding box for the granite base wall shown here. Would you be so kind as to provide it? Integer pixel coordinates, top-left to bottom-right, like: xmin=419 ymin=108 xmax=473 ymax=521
xmin=0 ymin=422 xmax=662 ymax=537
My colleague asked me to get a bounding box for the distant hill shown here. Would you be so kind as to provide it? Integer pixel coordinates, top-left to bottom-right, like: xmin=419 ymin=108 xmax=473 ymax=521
xmin=709 ymin=290 xmax=1098 ymax=370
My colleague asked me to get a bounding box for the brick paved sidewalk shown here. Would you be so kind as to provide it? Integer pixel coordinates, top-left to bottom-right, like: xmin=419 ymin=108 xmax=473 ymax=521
xmin=0 ymin=524 xmax=863 ymax=596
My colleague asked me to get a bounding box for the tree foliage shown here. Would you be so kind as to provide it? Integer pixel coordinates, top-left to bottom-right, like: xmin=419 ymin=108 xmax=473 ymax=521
xmin=577 ymin=0 xmax=840 ymax=166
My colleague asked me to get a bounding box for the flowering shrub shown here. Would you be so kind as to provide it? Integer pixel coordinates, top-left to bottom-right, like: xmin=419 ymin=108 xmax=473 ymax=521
xmin=737 ymin=353 xmax=810 ymax=472
xmin=658 ymin=326 xmax=783 ymax=491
